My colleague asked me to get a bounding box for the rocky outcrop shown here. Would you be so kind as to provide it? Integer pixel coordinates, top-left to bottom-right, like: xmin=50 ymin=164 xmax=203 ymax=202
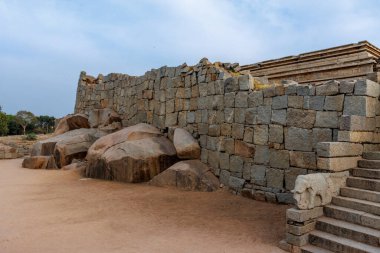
xmin=27 ymin=128 xmax=105 ymax=169
xmin=85 ymin=123 xmax=178 ymax=183
xmin=0 ymin=143 xmax=23 ymax=159
xmin=22 ymin=156 xmax=57 ymax=169
xmin=150 ymin=160 xmax=219 ymax=192
xmin=173 ymin=128 xmax=200 ymax=159
xmin=54 ymin=114 xmax=90 ymax=135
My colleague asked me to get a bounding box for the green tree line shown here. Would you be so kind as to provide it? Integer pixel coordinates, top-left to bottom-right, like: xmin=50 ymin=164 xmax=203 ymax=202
xmin=0 ymin=106 xmax=56 ymax=136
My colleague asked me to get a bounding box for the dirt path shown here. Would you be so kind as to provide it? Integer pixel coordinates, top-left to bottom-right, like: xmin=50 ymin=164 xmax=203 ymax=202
xmin=0 ymin=159 xmax=288 ymax=253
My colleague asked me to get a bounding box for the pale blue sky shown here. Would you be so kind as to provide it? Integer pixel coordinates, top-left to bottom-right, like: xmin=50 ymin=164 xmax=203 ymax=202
xmin=1 ymin=0 xmax=380 ymax=117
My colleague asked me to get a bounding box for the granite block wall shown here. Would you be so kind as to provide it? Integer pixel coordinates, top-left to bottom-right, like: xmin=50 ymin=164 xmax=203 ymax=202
xmin=74 ymin=59 xmax=380 ymax=203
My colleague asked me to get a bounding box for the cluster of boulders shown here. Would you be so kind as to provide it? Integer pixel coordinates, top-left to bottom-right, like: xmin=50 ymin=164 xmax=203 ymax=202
xmin=0 ymin=143 xmax=23 ymax=159
xmin=22 ymin=110 xmax=219 ymax=192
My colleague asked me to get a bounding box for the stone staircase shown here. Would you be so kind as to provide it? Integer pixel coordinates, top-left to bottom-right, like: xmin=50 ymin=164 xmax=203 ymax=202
xmin=301 ymin=151 xmax=380 ymax=253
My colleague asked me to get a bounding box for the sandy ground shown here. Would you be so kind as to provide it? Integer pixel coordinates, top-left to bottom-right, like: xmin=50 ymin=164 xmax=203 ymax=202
xmin=0 ymin=159 xmax=288 ymax=253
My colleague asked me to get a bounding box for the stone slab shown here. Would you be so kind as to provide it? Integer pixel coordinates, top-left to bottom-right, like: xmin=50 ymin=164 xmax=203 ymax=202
xmin=317 ymin=156 xmax=360 ymax=171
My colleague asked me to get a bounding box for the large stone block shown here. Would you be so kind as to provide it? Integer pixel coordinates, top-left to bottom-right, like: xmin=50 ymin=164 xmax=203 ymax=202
xmin=228 ymin=176 xmax=245 ymax=191
xmin=289 ymin=151 xmax=316 ymax=169
xmin=238 ymin=74 xmax=255 ymax=90
xmin=312 ymin=128 xmax=332 ymax=148
xmin=245 ymin=108 xmax=257 ymax=124
xmin=269 ymin=149 xmax=289 ymax=169
xmin=354 ymin=79 xmax=380 ymax=97
xmin=315 ymin=111 xmax=338 ymax=128
xmin=287 ymin=108 xmax=316 ymax=129
xmin=235 ymin=92 xmax=248 ymax=108
xmin=316 ymin=142 xmax=363 ymax=157
xmin=285 ymin=167 xmax=307 ymax=190
xmin=234 ymin=108 xmax=245 ymax=124
xmin=288 ymin=96 xmax=303 ymax=109
xmin=254 ymin=145 xmax=269 ymax=165
xmin=339 ymin=80 xmax=355 ymax=94
xmin=248 ymin=91 xmax=263 ymax=107
xmin=269 ymin=124 xmax=284 ymax=143
xmin=271 ymin=109 xmax=287 ymax=125
xmin=339 ymin=115 xmax=376 ymax=131
xmin=272 ymin=95 xmax=288 ymax=109
xmin=251 ymin=164 xmax=267 ymax=186
xmin=303 ymin=96 xmax=325 ymax=111
xmin=343 ymin=96 xmax=377 ymax=117
xmin=324 ymin=94 xmax=344 ymax=111
xmin=317 ymin=156 xmax=360 ymax=171
xmin=285 ymin=127 xmax=313 ymax=151
xmin=230 ymin=155 xmax=244 ymax=173
xmin=337 ymin=131 xmax=374 ymax=143
xmin=286 ymin=207 xmax=323 ymax=222
xmin=234 ymin=140 xmax=255 ymax=158
xmin=253 ymin=125 xmax=268 ymax=145
xmin=231 ymin=123 xmax=244 ymax=140
xmin=256 ymin=105 xmax=271 ymax=124
xmin=315 ymin=80 xmax=339 ymax=95
xmin=266 ymin=168 xmax=284 ymax=189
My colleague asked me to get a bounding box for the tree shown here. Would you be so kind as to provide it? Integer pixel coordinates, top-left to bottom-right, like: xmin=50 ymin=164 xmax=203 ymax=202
xmin=0 ymin=106 xmax=8 ymax=136
xmin=36 ymin=115 xmax=56 ymax=134
xmin=15 ymin=110 xmax=36 ymax=135
xmin=6 ymin=115 xmax=22 ymax=135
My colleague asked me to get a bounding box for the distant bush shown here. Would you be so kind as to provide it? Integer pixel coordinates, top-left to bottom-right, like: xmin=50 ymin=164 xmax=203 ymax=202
xmin=24 ymin=132 xmax=37 ymax=141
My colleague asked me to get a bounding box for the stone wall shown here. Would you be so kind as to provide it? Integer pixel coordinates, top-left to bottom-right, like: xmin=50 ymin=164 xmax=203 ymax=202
xmin=74 ymin=58 xmax=380 ymax=204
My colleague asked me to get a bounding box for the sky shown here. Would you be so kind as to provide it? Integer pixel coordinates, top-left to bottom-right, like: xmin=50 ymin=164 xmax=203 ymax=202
xmin=1 ymin=0 xmax=380 ymax=117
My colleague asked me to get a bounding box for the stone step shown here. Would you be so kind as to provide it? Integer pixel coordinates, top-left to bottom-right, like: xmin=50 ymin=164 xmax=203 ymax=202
xmin=324 ymin=205 xmax=380 ymax=230
xmin=363 ymin=151 xmax=380 ymax=160
xmin=301 ymin=244 xmax=334 ymax=253
xmin=352 ymin=168 xmax=380 ymax=179
xmin=309 ymin=230 xmax=380 ymax=253
xmin=340 ymin=187 xmax=380 ymax=203
xmin=358 ymin=160 xmax=380 ymax=169
xmin=347 ymin=177 xmax=380 ymax=192
xmin=332 ymin=196 xmax=380 ymax=216
xmin=316 ymin=216 xmax=380 ymax=247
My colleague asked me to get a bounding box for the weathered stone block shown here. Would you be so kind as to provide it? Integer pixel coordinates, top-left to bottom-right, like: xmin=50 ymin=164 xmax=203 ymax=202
xmin=254 ymin=145 xmax=269 ymax=165
xmin=269 ymin=149 xmax=289 ymax=169
xmin=165 ymin=112 xmax=178 ymax=126
xmin=208 ymin=124 xmax=220 ymax=137
xmin=286 ymin=207 xmax=323 ymax=222
xmin=288 ymin=95 xmax=303 ymax=109
xmin=315 ymin=111 xmax=338 ymax=128
xmin=238 ymin=74 xmax=254 ymax=90
xmin=266 ymin=168 xmax=284 ymax=189
xmin=248 ymin=91 xmax=263 ymax=107
xmin=271 ymin=109 xmax=287 ymax=125
xmin=234 ymin=140 xmax=255 ymax=158
xmin=269 ymin=124 xmax=284 ymax=143
xmin=224 ymin=77 xmax=239 ymax=93
xmin=287 ymin=221 xmax=316 ymax=236
xmin=228 ymin=176 xmax=245 ymax=191
xmin=254 ymin=125 xmax=268 ymax=145
xmin=289 ymin=151 xmax=316 ymax=169
xmin=315 ymin=80 xmax=339 ymax=95
xmin=339 ymin=80 xmax=355 ymax=94
xmin=251 ymin=165 xmax=266 ymax=186
xmin=243 ymin=162 xmax=251 ymax=180
xmin=232 ymin=123 xmax=244 ymax=140
xmin=316 ymin=142 xmax=363 ymax=157
xmin=224 ymin=92 xmax=235 ymax=108
xmin=343 ymin=96 xmax=377 ymax=117
xmin=208 ymin=151 xmax=220 ymax=169
xmin=287 ymin=109 xmax=316 ymax=129
xmin=235 ymin=92 xmax=248 ymax=108
xmin=337 ymin=131 xmax=374 ymax=143
xmin=234 ymin=108 xmax=245 ymax=124
xmin=230 ymin=155 xmax=244 ymax=173
xmin=219 ymin=170 xmax=230 ymax=185
xmin=312 ymin=128 xmax=332 ymax=148
xmin=340 ymin=115 xmax=376 ymax=131
xmin=285 ymin=127 xmax=313 ymax=151
xmin=303 ymin=96 xmax=325 ymax=111
xmin=257 ymin=105 xmax=271 ymax=124
xmin=219 ymin=152 xmax=230 ymax=170
xmin=354 ymin=79 xmax=380 ymax=97
xmin=265 ymin=192 xmax=277 ymax=203
xmin=245 ymin=108 xmax=257 ymax=125
xmin=220 ymin=123 xmax=232 ymax=136
xmin=324 ymin=94 xmax=344 ymax=111
xmin=317 ymin=156 xmax=360 ymax=171
xmin=272 ymin=95 xmax=288 ymax=109
xmin=224 ymin=108 xmax=234 ymax=123
xmin=224 ymin=138 xmax=235 ymax=154
xmin=297 ymin=85 xmax=315 ymax=96
xmin=243 ymin=127 xmax=254 ymax=143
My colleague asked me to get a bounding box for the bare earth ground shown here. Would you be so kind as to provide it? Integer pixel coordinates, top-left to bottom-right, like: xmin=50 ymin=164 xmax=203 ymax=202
xmin=0 ymin=159 xmax=288 ymax=253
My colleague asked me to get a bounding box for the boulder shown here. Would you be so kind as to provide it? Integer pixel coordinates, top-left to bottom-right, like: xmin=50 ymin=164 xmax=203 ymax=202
xmin=150 ymin=160 xmax=219 ymax=192
xmin=22 ymin=156 xmax=57 ymax=169
xmin=86 ymin=123 xmax=163 ymax=164
xmin=86 ymin=136 xmax=177 ymax=183
xmin=0 ymin=143 xmax=22 ymax=159
xmin=54 ymin=114 xmax=90 ymax=135
xmin=173 ymin=128 xmax=200 ymax=159
xmin=30 ymin=128 xmax=106 ymax=168
xmin=88 ymin=108 xmax=121 ymax=128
